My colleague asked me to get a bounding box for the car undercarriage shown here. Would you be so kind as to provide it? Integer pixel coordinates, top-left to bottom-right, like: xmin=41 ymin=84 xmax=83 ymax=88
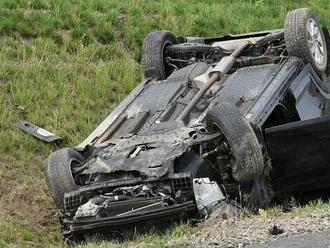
xmin=44 ymin=8 xmax=330 ymax=242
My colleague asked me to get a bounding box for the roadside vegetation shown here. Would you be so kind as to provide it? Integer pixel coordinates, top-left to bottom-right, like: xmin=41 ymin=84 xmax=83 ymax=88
xmin=0 ymin=0 xmax=329 ymax=247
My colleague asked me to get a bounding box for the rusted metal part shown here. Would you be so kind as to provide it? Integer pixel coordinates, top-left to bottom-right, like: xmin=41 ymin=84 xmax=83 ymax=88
xmin=177 ymin=42 xmax=249 ymax=122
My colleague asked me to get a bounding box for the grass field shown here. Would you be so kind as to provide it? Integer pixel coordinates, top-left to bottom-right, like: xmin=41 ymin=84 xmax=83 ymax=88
xmin=0 ymin=0 xmax=330 ymax=247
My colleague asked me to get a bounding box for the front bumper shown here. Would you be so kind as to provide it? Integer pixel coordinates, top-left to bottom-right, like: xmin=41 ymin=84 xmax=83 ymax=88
xmin=62 ymin=201 xmax=196 ymax=240
xmin=61 ymin=173 xmax=197 ymax=241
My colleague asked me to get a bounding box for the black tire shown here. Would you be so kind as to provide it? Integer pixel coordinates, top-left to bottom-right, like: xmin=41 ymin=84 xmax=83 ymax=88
xmin=240 ymin=176 xmax=273 ymax=210
xmin=141 ymin=30 xmax=177 ymax=80
xmin=45 ymin=148 xmax=83 ymax=208
xmin=323 ymin=27 xmax=330 ymax=76
xmin=284 ymin=8 xmax=328 ymax=75
xmin=206 ymin=102 xmax=264 ymax=182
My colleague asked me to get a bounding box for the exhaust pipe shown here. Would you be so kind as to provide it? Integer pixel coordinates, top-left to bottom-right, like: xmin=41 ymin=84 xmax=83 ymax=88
xmin=177 ymin=42 xmax=249 ymax=122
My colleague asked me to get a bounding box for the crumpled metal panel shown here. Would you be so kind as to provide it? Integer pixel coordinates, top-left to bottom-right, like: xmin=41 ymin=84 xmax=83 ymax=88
xmin=82 ymin=127 xmax=196 ymax=177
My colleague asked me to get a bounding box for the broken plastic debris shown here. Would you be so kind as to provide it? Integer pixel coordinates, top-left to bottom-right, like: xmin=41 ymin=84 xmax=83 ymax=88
xmin=75 ymin=200 xmax=101 ymax=218
xmin=18 ymin=121 xmax=63 ymax=143
xmin=193 ymin=178 xmax=226 ymax=216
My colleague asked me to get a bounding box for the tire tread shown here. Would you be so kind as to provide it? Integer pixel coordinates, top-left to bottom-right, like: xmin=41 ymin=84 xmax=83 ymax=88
xmin=141 ymin=30 xmax=177 ymax=80
xmin=45 ymin=148 xmax=82 ymax=208
xmin=206 ymin=102 xmax=264 ymax=182
xmin=284 ymin=8 xmax=327 ymax=73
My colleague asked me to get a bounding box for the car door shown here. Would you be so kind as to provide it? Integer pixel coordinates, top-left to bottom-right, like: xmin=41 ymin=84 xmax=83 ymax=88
xmin=265 ymin=116 xmax=330 ymax=194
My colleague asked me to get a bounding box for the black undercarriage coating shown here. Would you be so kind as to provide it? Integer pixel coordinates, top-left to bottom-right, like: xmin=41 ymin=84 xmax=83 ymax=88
xmin=53 ymin=28 xmax=330 ymax=242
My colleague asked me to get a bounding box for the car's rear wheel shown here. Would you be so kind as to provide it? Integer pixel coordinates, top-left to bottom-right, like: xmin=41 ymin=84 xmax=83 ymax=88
xmin=206 ymin=102 xmax=271 ymax=209
xmin=45 ymin=148 xmax=84 ymax=208
xmin=284 ymin=8 xmax=328 ymax=75
xmin=141 ymin=30 xmax=177 ymax=80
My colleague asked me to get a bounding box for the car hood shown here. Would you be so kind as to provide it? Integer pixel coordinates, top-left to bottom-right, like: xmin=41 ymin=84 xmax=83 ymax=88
xmin=82 ymin=127 xmax=196 ymax=177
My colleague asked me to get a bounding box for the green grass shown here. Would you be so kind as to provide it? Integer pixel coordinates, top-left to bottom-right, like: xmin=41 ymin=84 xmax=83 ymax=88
xmin=73 ymin=223 xmax=199 ymax=248
xmin=258 ymin=199 xmax=330 ymax=219
xmin=1 ymin=0 xmax=330 ymax=247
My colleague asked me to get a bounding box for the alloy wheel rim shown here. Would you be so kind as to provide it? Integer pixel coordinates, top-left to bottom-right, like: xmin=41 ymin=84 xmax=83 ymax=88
xmin=306 ymin=18 xmax=326 ymax=65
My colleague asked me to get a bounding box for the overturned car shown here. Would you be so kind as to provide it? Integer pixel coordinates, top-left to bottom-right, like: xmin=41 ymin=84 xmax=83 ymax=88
xmin=45 ymin=8 xmax=330 ymax=241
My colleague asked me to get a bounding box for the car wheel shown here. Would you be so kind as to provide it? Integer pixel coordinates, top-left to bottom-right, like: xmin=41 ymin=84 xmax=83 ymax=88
xmin=45 ymin=148 xmax=84 ymax=208
xmin=141 ymin=30 xmax=177 ymax=80
xmin=206 ymin=102 xmax=264 ymax=182
xmin=284 ymin=8 xmax=328 ymax=75
xmin=206 ymin=102 xmax=272 ymax=209
xmin=240 ymin=176 xmax=273 ymax=210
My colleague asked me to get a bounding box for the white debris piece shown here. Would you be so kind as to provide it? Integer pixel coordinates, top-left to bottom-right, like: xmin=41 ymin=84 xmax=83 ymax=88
xmin=193 ymin=178 xmax=226 ymax=216
xmin=75 ymin=200 xmax=101 ymax=218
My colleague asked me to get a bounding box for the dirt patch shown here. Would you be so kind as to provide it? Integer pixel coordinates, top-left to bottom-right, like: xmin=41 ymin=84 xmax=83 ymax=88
xmin=1 ymin=198 xmax=50 ymax=226
xmin=169 ymin=209 xmax=330 ymax=248
xmin=53 ymin=29 xmax=72 ymax=44
xmin=0 ymin=179 xmax=56 ymax=227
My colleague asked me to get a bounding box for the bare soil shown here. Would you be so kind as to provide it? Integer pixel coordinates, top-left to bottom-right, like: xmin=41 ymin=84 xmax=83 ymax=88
xmin=170 ymin=209 xmax=330 ymax=247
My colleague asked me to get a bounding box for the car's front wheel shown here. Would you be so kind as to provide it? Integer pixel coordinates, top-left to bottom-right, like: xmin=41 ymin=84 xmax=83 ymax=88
xmin=45 ymin=148 xmax=84 ymax=208
xmin=206 ymin=102 xmax=271 ymax=209
xmin=206 ymin=102 xmax=264 ymax=182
